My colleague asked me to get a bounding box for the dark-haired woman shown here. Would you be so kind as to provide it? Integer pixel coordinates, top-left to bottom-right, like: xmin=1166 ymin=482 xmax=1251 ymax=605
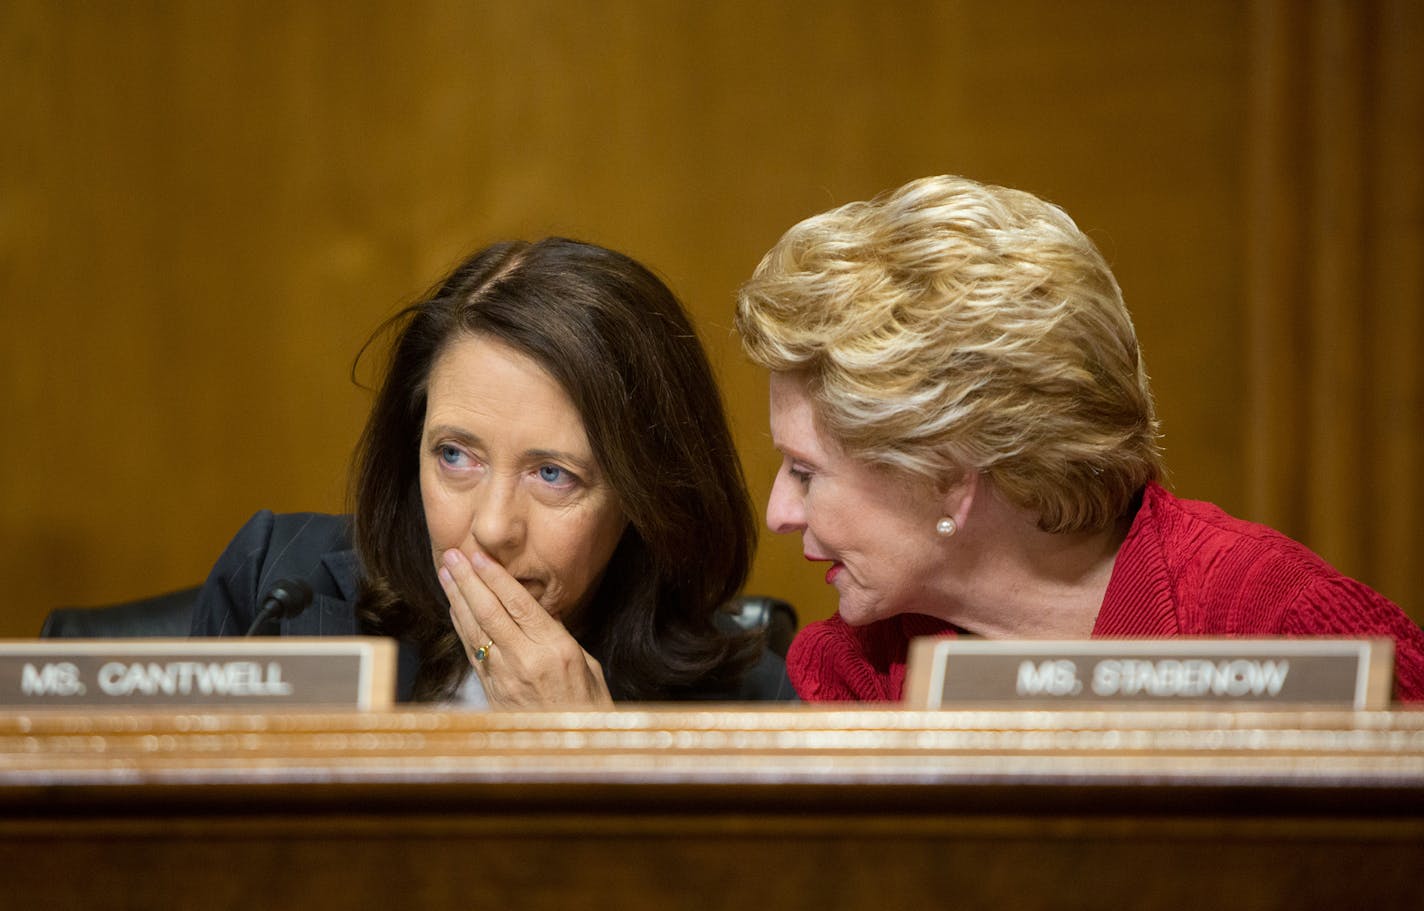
xmin=191 ymin=238 xmax=792 ymax=706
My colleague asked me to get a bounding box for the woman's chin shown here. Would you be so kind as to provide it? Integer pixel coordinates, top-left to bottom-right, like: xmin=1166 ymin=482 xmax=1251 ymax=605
xmin=834 ymin=595 xmax=887 ymax=628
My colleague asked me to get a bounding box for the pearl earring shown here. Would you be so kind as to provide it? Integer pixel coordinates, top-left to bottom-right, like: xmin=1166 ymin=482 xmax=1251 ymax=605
xmin=936 ymin=517 xmax=957 ymax=537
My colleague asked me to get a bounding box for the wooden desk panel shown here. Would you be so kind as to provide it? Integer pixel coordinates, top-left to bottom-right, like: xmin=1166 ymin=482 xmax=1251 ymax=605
xmin=2 ymin=707 xmax=1422 ymax=909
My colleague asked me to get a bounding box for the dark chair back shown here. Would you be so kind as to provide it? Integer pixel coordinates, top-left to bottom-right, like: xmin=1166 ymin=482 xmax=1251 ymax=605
xmin=39 ymin=587 xmax=200 ymax=638
xmin=721 ymin=595 xmax=798 ymax=658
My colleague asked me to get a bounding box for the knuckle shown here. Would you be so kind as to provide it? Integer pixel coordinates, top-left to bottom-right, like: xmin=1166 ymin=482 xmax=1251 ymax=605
xmin=550 ymin=640 xmax=583 ymax=666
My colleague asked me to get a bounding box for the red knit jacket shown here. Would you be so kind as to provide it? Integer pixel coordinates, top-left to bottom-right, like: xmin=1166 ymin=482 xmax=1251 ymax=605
xmin=786 ymin=482 xmax=1424 ymax=703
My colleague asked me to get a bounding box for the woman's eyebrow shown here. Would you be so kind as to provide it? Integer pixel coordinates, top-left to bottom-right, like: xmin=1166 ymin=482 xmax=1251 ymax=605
xmin=424 ymin=424 xmax=482 ymax=446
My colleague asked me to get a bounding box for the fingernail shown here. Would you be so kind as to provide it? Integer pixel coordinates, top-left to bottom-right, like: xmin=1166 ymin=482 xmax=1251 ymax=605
xmin=469 ymin=548 xmax=490 ymax=568
xmin=438 ymin=567 xmax=452 ymax=585
xmin=442 ymin=549 xmax=461 ymax=568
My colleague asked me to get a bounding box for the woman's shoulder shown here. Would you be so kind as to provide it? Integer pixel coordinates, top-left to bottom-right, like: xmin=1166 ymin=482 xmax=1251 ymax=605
xmin=224 ymin=510 xmax=360 ymax=602
xmin=1137 ymin=483 xmax=1402 ymax=627
xmin=1141 ymin=483 xmax=1342 ymax=585
xmin=190 ymin=511 xmax=356 ymax=636
xmin=224 ymin=510 xmax=352 ymax=560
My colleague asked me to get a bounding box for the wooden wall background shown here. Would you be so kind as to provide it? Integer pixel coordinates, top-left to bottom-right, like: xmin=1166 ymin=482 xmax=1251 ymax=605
xmin=2 ymin=0 xmax=1420 ymax=637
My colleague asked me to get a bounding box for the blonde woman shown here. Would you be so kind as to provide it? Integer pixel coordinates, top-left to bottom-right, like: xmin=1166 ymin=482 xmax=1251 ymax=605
xmin=737 ymin=175 xmax=1424 ymax=702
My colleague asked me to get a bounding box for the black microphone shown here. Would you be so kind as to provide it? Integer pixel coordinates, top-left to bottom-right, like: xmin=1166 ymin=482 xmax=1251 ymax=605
xmin=245 ymin=578 xmax=314 ymax=636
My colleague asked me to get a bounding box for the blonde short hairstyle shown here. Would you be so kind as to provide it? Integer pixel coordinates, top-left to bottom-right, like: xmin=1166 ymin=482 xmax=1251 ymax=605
xmin=736 ymin=175 xmax=1162 ymax=533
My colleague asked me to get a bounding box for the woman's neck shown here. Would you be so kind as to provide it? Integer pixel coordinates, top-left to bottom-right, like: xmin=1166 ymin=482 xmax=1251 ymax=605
xmin=927 ymin=488 xmax=1130 ymax=640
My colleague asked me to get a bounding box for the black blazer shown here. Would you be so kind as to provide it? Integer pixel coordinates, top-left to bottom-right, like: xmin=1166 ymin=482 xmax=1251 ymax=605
xmin=190 ymin=511 xmax=794 ymax=703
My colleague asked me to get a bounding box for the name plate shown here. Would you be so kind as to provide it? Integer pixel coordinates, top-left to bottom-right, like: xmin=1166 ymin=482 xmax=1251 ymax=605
xmin=0 ymin=638 xmax=396 ymax=710
xmin=904 ymin=638 xmax=1394 ymax=710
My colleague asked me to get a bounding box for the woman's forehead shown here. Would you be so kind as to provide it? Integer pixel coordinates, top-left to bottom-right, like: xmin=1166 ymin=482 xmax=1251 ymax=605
xmin=425 ymin=334 xmax=594 ymax=458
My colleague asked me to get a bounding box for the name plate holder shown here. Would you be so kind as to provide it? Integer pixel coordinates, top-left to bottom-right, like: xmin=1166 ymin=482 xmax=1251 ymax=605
xmin=0 ymin=637 xmax=396 ymax=710
xmin=904 ymin=638 xmax=1395 ymax=710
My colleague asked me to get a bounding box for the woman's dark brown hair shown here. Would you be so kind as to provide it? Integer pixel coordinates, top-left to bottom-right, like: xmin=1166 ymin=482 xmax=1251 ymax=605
xmin=351 ymin=238 xmax=759 ymax=701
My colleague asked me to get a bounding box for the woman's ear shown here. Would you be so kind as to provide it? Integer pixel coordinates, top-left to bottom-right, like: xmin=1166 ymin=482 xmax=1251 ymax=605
xmin=939 ymin=470 xmax=979 ymax=534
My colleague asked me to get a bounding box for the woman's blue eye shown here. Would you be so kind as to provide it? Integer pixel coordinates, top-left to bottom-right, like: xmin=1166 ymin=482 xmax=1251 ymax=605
xmin=538 ymin=465 xmax=568 ymax=484
xmin=440 ymin=446 xmax=464 ymax=466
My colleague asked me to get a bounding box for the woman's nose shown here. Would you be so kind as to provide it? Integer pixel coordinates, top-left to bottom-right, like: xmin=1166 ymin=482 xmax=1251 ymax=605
xmin=765 ymin=468 xmax=807 ymax=534
xmin=471 ymin=479 xmax=524 ymax=558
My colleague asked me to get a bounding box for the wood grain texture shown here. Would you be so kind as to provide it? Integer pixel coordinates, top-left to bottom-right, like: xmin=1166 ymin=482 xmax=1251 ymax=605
xmin=2 ymin=707 xmax=1423 ymax=909
xmin=1244 ymin=0 xmax=1424 ymax=610
xmin=4 ymin=705 xmax=1424 ymax=785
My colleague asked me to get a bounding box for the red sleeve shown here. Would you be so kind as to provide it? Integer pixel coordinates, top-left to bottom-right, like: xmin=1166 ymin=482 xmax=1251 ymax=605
xmin=1282 ymin=576 xmax=1424 ymax=703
